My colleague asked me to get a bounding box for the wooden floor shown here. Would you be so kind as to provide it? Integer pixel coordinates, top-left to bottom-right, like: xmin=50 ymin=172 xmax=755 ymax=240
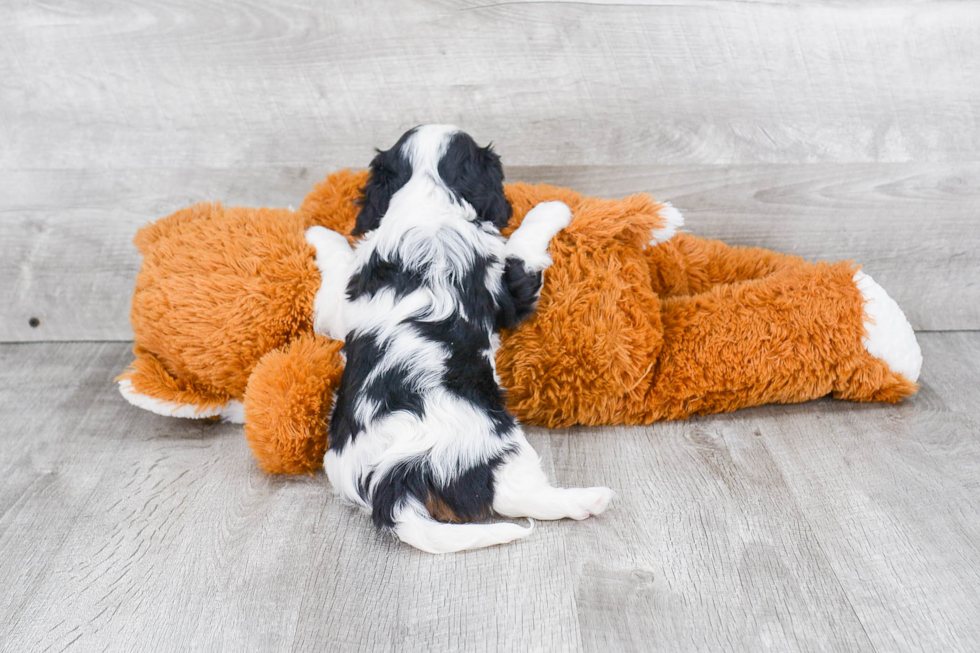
xmin=1 ymin=332 xmax=977 ymax=652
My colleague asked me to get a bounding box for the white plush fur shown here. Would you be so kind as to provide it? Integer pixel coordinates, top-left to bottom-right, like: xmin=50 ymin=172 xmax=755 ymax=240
xmin=649 ymin=201 xmax=684 ymax=245
xmin=117 ymin=379 xmax=245 ymax=424
xmin=220 ymin=400 xmax=247 ymax=424
xmin=854 ymin=270 xmax=923 ymax=382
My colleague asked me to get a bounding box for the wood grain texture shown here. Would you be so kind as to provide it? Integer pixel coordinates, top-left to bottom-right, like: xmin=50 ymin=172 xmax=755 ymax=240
xmin=1 ymin=0 xmax=978 ymax=170
xmin=2 ymin=162 xmax=977 ymax=341
xmin=4 ymin=0 xmax=980 ymax=340
xmin=1 ymin=334 xmax=978 ymax=651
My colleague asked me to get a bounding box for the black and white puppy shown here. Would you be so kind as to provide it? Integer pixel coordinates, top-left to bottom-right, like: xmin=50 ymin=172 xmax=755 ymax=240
xmin=306 ymin=125 xmax=613 ymax=554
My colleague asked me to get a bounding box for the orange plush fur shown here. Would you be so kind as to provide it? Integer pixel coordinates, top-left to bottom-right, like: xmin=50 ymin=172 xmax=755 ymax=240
xmin=119 ymin=170 xmax=917 ymax=475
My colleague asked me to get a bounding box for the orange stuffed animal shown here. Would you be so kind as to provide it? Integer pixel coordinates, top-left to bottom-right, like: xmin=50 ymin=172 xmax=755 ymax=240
xmin=118 ymin=169 xmax=921 ymax=475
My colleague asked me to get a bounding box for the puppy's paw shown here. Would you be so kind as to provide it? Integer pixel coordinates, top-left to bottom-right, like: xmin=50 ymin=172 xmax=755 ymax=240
xmin=567 ymin=486 xmax=616 ymax=520
xmin=505 ymin=201 xmax=571 ymax=272
xmin=522 ymin=201 xmax=572 ymax=235
xmin=306 ymin=225 xmax=352 ymax=252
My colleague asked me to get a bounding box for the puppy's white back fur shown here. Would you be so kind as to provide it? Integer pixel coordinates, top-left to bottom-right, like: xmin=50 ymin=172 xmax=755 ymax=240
xmin=321 ymin=126 xmax=612 ymax=554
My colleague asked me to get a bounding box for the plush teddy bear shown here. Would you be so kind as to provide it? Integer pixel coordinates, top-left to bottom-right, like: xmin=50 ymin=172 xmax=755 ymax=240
xmin=118 ymin=169 xmax=921 ymax=475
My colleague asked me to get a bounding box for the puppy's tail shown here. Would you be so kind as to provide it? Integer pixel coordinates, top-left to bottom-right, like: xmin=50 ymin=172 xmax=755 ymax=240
xmin=393 ymin=499 xmax=534 ymax=554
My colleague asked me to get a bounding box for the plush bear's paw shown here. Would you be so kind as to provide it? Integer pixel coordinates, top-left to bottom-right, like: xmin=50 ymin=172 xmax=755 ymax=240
xmin=505 ymin=201 xmax=571 ymax=272
xmin=117 ymin=379 xmax=245 ymax=422
xmin=854 ymin=270 xmax=922 ymax=382
xmin=648 ymin=201 xmax=684 ymax=246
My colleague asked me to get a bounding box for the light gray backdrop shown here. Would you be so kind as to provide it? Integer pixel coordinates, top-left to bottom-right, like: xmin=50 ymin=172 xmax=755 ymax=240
xmin=2 ymin=0 xmax=978 ymax=342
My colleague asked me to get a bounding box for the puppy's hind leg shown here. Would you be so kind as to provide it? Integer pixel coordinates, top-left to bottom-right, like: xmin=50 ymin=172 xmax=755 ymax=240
xmin=492 ymin=432 xmax=614 ymax=521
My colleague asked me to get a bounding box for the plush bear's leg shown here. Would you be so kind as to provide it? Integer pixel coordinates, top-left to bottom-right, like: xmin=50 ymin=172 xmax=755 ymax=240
xmin=634 ymin=260 xmax=919 ymax=422
xmin=646 ymin=233 xmax=804 ymax=298
xmin=117 ymin=346 xmax=243 ymax=422
xmin=243 ymin=334 xmax=344 ymax=475
xmin=839 ymin=270 xmax=922 ymax=399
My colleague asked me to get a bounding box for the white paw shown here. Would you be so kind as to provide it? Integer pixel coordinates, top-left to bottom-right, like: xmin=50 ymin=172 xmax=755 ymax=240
xmin=567 ymin=486 xmax=615 ymax=521
xmin=305 ymin=225 xmax=351 ymax=251
xmin=522 ymin=200 xmax=572 ymax=233
xmin=648 ymin=201 xmax=684 ymax=246
xmin=306 ymin=226 xmax=354 ymax=342
xmin=854 ymin=270 xmax=922 ymax=382
xmin=505 ymin=201 xmax=571 ymax=272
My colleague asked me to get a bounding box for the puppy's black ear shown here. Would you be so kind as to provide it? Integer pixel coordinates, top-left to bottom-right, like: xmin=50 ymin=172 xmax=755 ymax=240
xmin=439 ymin=137 xmax=513 ymax=230
xmin=475 ymin=145 xmax=513 ymax=230
xmin=353 ymin=148 xmax=412 ymax=236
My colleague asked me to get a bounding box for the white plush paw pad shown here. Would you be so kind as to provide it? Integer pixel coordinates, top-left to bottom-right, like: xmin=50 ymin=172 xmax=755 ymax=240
xmin=854 ymin=270 xmax=923 ymax=382
xmin=567 ymin=487 xmax=616 ymax=521
xmin=117 ymin=379 xmax=244 ymax=422
xmin=648 ymin=201 xmax=684 ymax=246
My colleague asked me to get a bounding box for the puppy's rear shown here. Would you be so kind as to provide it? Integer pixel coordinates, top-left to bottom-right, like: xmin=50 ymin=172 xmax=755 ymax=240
xmin=311 ymin=126 xmax=613 ymax=554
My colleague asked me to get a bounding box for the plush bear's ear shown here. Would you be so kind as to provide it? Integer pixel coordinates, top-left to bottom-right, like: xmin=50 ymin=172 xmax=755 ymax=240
xmin=352 ymin=147 xmax=412 ymax=236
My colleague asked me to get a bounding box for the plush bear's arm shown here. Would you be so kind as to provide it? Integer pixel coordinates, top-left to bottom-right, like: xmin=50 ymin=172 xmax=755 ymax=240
xmin=244 ymin=334 xmax=345 ymax=475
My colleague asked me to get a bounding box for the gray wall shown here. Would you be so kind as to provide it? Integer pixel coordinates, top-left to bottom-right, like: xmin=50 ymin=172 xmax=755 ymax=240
xmin=3 ymin=0 xmax=978 ymax=341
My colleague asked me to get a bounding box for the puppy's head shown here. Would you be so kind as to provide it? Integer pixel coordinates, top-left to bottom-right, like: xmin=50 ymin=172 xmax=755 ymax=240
xmin=353 ymin=125 xmax=512 ymax=235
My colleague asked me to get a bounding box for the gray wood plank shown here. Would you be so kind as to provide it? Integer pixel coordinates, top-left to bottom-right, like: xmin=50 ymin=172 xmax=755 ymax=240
xmin=554 ymin=422 xmax=875 ymax=652
xmin=0 ymin=166 xmax=323 ymax=342
xmin=3 ymin=333 xmax=979 ymax=651
xmin=1 ymin=0 xmax=978 ymax=170
xmin=2 ymin=162 xmax=977 ymax=342
xmin=4 ymin=0 xmax=980 ymax=340
xmin=0 ymin=342 xmax=582 ymax=653
xmin=750 ymin=337 xmax=980 ymax=651
xmin=559 ymin=332 xmax=980 ymax=652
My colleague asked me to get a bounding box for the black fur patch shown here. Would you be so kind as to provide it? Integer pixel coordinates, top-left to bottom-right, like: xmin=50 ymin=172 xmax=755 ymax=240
xmin=331 ymin=127 xmax=549 ymax=532
xmin=346 ymin=249 xmax=427 ymax=301
xmin=438 ymin=133 xmax=512 ymax=230
xmin=370 ymin=453 xmax=510 ymax=529
xmin=496 ymin=257 xmax=543 ymax=331
xmin=370 ymin=461 xmax=431 ymax=530
xmin=329 ymin=331 xmax=429 ymax=455
xmin=328 ymin=334 xmax=378 ymax=453
xmin=352 ymin=128 xmax=416 ymax=236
